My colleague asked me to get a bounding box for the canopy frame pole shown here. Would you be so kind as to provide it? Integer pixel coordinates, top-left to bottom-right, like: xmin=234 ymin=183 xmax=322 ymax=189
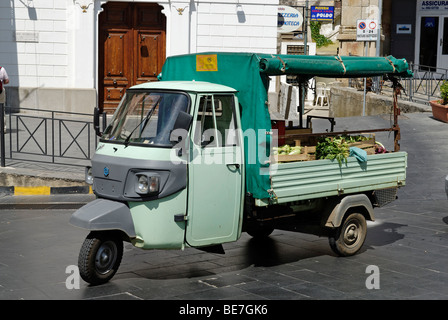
xmin=392 ymin=77 xmax=402 ymax=152
xmin=297 ymin=76 xmax=311 ymax=129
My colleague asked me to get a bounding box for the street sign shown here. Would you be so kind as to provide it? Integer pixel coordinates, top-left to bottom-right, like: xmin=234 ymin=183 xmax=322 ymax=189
xmin=310 ymin=6 xmax=334 ymax=21
xmin=356 ymin=19 xmax=378 ymax=41
xmin=278 ymin=5 xmax=303 ymax=33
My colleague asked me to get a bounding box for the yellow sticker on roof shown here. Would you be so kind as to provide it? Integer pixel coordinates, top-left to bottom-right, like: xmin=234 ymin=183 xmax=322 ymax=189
xmin=196 ymin=54 xmax=218 ymax=72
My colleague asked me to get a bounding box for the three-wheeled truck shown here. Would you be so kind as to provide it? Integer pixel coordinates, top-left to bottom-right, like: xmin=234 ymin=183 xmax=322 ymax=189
xmin=70 ymin=52 xmax=412 ymax=285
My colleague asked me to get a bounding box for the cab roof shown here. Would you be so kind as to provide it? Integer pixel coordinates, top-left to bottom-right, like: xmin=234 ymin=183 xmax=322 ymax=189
xmin=129 ymin=80 xmax=237 ymax=93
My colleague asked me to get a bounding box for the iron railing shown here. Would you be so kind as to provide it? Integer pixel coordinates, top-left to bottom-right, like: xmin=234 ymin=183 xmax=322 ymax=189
xmin=348 ymin=63 xmax=446 ymax=105
xmin=399 ymin=63 xmax=447 ymax=104
xmin=0 ymin=105 xmax=106 ymax=168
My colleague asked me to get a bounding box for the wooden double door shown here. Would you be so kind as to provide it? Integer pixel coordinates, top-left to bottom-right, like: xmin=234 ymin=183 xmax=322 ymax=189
xmin=99 ymin=2 xmax=166 ymax=112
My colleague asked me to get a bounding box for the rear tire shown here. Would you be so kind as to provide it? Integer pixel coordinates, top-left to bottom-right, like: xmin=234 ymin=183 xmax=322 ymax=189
xmin=78 ymin=232 xmax=123 ymax=286
xmin=329 ymin=212 xmax=367 ymax=257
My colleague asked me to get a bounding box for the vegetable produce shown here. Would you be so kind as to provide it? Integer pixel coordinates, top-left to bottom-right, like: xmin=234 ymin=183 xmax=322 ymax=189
xmin=340 ymin=134 xmax=371 ymax=143
xmin=273 ymin=145 xmax=302 ymax=155
xmin=315 ymin=136 xmax=350 ymax=165
xmin=375 ymin=141 xmax=387 ymax=154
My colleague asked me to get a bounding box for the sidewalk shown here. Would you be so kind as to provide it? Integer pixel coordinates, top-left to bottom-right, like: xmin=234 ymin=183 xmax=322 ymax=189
xmin=0 ymin=160 xmax=88 ymax=195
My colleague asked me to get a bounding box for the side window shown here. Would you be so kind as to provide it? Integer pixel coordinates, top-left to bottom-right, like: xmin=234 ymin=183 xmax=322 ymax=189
xmin=194 ymin=94 xmax=238 ymax=147
xmin=215 ymin=95 xmax=238 ymax=146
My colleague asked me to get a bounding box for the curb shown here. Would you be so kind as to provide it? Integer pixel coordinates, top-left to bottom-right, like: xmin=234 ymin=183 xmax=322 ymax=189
xmin=0 ymin=185 xmax=93 ymax=196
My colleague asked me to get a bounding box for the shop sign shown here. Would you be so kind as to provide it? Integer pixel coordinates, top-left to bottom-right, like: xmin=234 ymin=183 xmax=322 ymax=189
xmin=419 ymin=1 xmax=448 ymax=10
xmin=278 ymin=5 xmax=303 ymax=33
xmin=310 ymin=6 xmax=334 ymax=21
xmin=396 ymin=24 xmax=412 ymax=34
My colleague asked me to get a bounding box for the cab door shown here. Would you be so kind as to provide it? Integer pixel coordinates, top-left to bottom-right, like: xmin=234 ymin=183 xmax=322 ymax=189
xmin=186 ymin=94 xmax=244 ymax=247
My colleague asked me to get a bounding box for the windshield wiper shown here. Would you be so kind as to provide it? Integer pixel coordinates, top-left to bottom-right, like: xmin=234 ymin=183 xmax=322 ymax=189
xmin=124 ymin=97 xmax=162 ymax=147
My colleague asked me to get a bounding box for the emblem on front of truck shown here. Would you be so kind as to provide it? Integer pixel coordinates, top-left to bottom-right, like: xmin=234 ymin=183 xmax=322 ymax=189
xmin=104 ymin=167 xmax=110 ymax=177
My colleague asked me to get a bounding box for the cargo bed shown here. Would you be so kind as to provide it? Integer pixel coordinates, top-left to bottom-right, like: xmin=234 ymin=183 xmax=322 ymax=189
xmin=256 ymin=151 xmax=407 ymax=206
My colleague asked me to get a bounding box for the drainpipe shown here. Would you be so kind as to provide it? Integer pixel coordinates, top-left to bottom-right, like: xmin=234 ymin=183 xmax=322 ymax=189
xmin=376 ymin=0 xmax=382 ymax=57
xmin=374 ymin=0 xmax=383 ymax=94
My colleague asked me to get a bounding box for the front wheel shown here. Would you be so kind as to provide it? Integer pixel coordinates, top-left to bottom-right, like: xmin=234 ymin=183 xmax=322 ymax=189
xmin=78 ymin=232 xmax=123 ymax=286
xmin=329 ymin=212 xmax=367 ymax=257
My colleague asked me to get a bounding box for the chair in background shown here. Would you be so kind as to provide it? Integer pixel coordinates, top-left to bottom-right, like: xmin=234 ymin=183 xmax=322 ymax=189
xmin=315 ymin=82 xmax=328 ymax=106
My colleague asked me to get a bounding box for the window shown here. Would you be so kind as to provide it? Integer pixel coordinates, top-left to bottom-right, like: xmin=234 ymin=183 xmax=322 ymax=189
xmin=194 ymin=94 xmax=238 ymax=147
xmin=102 ymin=91 xmax=189 ymax=146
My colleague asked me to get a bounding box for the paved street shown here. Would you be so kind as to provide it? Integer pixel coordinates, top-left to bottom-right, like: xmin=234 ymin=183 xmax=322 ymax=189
xmin=0 ymin=112 xmax=448 ymax=305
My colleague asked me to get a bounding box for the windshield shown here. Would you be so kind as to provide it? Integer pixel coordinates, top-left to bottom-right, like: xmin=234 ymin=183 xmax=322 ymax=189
xmin=102 ymin=90 xmax=190 ymax=146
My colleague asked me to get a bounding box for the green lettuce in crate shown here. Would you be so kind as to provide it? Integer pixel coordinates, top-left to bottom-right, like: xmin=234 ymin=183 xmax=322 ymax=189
xmin=315 ymin=137 xmax=350 ymax=166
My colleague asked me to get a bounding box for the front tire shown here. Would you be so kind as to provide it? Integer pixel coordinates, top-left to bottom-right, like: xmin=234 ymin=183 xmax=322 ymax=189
xmin=329 ymin=212 xmax=367 ymax=257
xmin=78 ymin=232 xmax=123 ymax=286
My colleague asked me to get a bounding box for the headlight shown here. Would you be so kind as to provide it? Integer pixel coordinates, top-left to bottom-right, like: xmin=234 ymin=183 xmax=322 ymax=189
xmin=136 ymin=174 xmax=159 ymax=194
xmin=137 ymin=175 xmax=149 ymax=193
xmin=85 ymin=166 xmax=93 ymax=185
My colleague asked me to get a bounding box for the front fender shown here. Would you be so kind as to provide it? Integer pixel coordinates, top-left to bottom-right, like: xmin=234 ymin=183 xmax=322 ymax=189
xmin=69 ymin=199 xmax=136 ymax=238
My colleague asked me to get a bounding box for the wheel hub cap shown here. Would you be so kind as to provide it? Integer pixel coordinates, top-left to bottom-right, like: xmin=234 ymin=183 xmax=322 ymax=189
xmin=344 ymin=223 xmax=359 ymax=246
xmin=95 ymin=241 xmax=117 ymax=274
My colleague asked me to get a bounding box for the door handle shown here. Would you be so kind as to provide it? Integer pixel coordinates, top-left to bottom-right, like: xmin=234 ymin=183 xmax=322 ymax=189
xmin=227 ymin=163 xmax=240 ymax=169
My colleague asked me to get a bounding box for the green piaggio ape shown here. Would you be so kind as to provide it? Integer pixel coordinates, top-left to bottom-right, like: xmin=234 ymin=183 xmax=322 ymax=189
xmin=70 ymin=52 xmax=412 ymax=285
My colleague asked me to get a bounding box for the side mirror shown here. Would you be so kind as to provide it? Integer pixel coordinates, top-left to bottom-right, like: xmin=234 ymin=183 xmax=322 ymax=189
xmin=172 ymin=111 xmax=193 ymax=132
xmin=170 ymin=111 xmax=193 ymax=156
xmin=93 ymin=107 xmax=103 ymax=137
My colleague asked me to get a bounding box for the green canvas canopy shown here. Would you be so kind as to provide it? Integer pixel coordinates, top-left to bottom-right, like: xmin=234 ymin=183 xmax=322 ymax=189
xmin=159 ymin=52 xmax=412 ymax=200
xmin=258 ymin=54 xmax=413 ymax=78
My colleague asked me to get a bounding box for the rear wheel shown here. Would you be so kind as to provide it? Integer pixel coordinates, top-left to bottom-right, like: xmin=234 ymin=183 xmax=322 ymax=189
xmin=78 ymin=232 xmax=123 ymax=285
xmin=329 ymin=212 xmax=367 ymax=257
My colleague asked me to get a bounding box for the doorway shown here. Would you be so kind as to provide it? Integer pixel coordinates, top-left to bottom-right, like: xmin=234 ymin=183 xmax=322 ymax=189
xmin=419 ymin=16 xmax=448 ymax=72
xmin=98 ymin=2 xmax=166 ymax=113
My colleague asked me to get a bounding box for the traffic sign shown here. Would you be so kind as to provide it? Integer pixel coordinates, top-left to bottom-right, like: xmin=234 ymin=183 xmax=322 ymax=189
xmin=356 ymin=19 xmax=378 ymax=41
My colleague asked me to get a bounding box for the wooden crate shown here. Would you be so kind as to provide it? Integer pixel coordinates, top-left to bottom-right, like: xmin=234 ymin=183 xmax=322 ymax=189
xmin=347 ymin=134 xmax=376 ymax=155
xmin=284 ymin=127 xmax=315 ymax=146
xmin=272 ymin=134 xmax=376 ymax=163
xmin=273 ymin=145 xmax=317 ymax=163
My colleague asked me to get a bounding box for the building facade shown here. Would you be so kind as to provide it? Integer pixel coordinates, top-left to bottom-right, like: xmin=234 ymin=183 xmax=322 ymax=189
xmin=414 ymin=0 xmax=448 ymax=71
xmin=339 ymin=0 xmax=448 ymax=73
xmin=1 ymin=0 xmax=279 ymax=113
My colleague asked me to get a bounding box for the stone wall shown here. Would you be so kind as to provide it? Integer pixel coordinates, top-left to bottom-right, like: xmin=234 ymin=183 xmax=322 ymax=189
xmin=329 ymin=86 xmax=429 ymax=117
xmin=4 ymin=87 xmax=96 ymax=114
xmin=338 ymin=0 xmax=383 ymax=56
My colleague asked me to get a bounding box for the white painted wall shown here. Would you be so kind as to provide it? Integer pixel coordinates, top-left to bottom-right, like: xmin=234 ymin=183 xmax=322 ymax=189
xmin=0 ymin=0 xmax=279 ymax=111
xmin=194 ymin=0 xmax=278 ymax=54
xmin=1 ymin=0 xmax=69 ymax=88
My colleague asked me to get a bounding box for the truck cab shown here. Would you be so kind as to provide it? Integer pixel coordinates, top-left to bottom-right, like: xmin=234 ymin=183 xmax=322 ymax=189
xmin=72 ymin=81 xmax=245 ymax=251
